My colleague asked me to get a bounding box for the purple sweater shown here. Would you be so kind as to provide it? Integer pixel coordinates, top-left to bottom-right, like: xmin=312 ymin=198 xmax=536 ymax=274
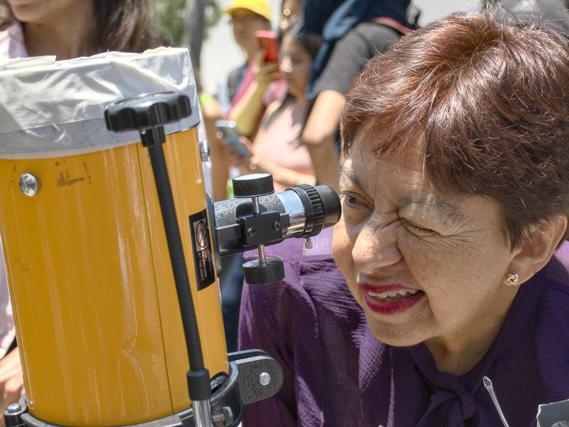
xmin=238 ymin=229 xmax=569 ymax=426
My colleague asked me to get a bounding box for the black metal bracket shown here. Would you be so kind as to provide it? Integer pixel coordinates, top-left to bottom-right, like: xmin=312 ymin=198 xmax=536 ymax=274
xmin=237 ymin=209 xmax=285 ymax=247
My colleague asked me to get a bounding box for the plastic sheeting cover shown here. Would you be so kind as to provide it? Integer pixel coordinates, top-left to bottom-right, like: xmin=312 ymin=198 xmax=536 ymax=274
xmin=0 ymin=47 xmax=200 ymax=159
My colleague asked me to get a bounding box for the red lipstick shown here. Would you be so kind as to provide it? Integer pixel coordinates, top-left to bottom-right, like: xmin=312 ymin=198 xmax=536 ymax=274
xmin=359 ymin=283 xmax=424 ymax=315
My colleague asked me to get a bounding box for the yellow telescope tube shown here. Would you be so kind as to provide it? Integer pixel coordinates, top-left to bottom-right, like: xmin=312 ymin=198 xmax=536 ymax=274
xmin=0 ymin=49 xmax=228 ymax=426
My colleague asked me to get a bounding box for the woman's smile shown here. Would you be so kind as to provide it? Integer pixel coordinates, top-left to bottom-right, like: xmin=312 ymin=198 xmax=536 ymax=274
xmin=359 ymin=282 xmax=425 ymax=315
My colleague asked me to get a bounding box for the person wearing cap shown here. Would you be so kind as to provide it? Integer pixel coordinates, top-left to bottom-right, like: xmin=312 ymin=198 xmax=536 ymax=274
xmin=206 ymin=0 xmax=284 ymax=353
xmin=206 ymin=0 xmax=280 ymax=200
xmin=206 ymin=0 xmax=281 ymax=191
xmin=218 ymin=0 xmax=280 ymax=120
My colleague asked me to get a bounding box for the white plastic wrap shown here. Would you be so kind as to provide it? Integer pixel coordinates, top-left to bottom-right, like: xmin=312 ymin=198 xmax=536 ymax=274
xmin=0 ymin=48 xmax=200 ymax=158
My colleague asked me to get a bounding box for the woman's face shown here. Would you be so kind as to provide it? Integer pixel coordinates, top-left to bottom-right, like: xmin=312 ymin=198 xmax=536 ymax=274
xmin=8 ymin=0 xmax=91 ymax=24
xmin=230 ymin=9 xmax=270 ymax=54
xmin=332 ymin=128 xmax=520 ymax=351
xmin=279 ymin=35 xmax=311 ymax=100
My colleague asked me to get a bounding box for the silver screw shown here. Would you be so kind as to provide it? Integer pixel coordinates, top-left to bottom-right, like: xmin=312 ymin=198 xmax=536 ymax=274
xmin=19 ymin=173 xmax=40 ymax=197
xmin=258 ymin=371 xmax=271 ymax=386
xmin=5 ymin=402 xmax=22 ymax=414
xmin=199 ymin=140 xmax=210 ymax=162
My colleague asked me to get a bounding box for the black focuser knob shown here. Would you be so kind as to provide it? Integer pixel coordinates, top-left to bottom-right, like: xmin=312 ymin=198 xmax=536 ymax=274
xmin=104 ymin=91 xmax=192 ymax=133
xmin=243 ymin=258 xmax=285 ymax=285
xmin=233 ymin=173 xmax=275 ymax=198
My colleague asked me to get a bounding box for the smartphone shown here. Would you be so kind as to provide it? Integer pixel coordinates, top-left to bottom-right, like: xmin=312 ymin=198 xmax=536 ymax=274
xmin=255 ymin=30 xmax=279 ymax=63
xmin=215 ymin=120 xmax=249 ymax=158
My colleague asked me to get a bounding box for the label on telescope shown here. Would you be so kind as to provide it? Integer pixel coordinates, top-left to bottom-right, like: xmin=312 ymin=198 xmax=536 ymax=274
xmin=189 ymin=210 xmax=216 ymax=290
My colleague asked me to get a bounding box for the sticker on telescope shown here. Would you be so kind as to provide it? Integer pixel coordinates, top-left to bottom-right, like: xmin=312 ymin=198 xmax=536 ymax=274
xmin=189 ymin=210 xmax=215 ymax=290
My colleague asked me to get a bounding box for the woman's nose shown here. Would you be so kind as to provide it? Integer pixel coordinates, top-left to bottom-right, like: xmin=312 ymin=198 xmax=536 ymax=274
xmin=279 ymin=57 xmax=291 ymax=73
xmin=352 ymin=217 xmax=402 ymax=275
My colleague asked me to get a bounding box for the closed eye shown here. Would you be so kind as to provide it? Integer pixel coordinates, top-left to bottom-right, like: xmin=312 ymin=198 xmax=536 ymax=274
xmin=401 ymin=219 xmax=435 ymax=235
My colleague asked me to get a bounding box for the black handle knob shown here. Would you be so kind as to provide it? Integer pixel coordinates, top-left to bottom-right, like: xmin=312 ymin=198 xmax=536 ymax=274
xmin=233 ymin=173 xmax=275 ymax=198
xmin=243 ymin=257 xmax=285 ymax=284
xmin=104 ymin=91 xmax=192 ymax=133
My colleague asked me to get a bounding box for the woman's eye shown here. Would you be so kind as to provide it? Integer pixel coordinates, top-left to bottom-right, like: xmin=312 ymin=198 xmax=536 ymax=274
xmin=346 ymin=195 xmax=358 ymax=205
xmin=401 ymin=219 xmax=435 ymax=235
xmin=340 ymin=193 xmax=372 ymax=216
xmin=341 ymin=192 xmax=365 ymax=207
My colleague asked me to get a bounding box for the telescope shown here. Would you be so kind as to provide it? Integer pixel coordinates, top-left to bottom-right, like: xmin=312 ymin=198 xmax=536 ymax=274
xmin=0 ymin=49 xmax=340 ymax=426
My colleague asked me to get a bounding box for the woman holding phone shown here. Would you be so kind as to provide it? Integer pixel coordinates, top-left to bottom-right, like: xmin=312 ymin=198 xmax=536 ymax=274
xmin=228 ymin=25 xmax=321 ymax=192
xmin=218 ymin=0 xmax=282 ymax=138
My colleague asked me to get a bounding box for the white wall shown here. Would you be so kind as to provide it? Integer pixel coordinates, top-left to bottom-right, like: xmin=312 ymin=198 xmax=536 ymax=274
xmin=200 ymin=0 xmax=481 ymax=94
xmin=415 ymin=0 xmax=479 ymax=25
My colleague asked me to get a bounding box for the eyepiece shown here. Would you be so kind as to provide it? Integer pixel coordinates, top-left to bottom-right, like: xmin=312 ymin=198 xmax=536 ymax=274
xmin=286 ymin=184 xmax=341 ymax=237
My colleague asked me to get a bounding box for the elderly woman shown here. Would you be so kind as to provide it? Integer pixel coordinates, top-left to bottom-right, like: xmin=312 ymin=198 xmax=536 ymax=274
xmin=239 ymin=9 xmax=569 ymax=427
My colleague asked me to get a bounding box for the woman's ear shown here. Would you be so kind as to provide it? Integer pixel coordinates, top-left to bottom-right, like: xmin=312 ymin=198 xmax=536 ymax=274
xmin=508 ymin=215 xmax=568 ymax=285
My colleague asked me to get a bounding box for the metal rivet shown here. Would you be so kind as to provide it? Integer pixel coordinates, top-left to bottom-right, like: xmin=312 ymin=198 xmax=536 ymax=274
xmin=199 ymin=140 xmax=210 ymax=162
xmin=6 ymin=402 xmax=22 ymax=414
xmin=258 ymin=371 xmax=271 ymax=386
xmin=19 ymin=173 xmax=40 ymax=197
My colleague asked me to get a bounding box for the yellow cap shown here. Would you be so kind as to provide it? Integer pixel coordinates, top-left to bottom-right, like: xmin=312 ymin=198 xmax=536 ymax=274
xmin=223 ymin=0 xmax=273 ymax=22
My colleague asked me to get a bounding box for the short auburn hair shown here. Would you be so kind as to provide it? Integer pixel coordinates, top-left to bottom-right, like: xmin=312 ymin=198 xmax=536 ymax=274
xmin=341 ymin=10 xmax=569 ymax=248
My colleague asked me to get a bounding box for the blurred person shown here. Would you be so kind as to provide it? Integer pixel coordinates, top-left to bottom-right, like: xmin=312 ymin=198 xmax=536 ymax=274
xmin=215 ymin=0 xmax=280 ymax=127
xmin=0 ymin=0 xmax=163 ymax=58
xmin=229 ymin=26 xmax=320 ymax=192
xmin=0 ymin=0 xmax=165 ymax=422
xmin=279 ymin=0 xmax=302 ymax=36
xmin=207 ymin=0 xmax=280 ymax=200
xmin=240 ymin=9 xmax=569 ymax=426
xmin=206 ymin=0 xmax=284 ymax=353
xmin=217 ymin=26 xmax=321 ymax=355
xmin=300 ymin=0 xmax=414 ymax=192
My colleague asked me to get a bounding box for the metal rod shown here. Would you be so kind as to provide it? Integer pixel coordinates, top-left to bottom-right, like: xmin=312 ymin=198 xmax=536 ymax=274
xmin=147 ymin=143 xmax=213 ymax=416
xmin=257 ymin=244 xmax=267 ymax=263
xmin=193 ymin=399 xmax=215 ymax=427
xmin=252 ymin=196 xmax=261 ymax=214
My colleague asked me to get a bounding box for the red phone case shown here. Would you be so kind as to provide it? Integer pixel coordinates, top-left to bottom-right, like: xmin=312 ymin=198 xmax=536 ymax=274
xmin=255 ymin=30 xmax=279 ymax=63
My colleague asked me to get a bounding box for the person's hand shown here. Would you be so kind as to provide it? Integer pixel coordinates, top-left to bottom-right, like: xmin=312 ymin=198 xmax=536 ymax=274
xmin=0 ymin=348 xmax=24 ymax=427
xmin=252 ymin=51 xmax=281 ymax=88
xmin=230 ymin=137 xmax=278 ymax=177
xmin=226 ymin=136 xmax=255 ymax=171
